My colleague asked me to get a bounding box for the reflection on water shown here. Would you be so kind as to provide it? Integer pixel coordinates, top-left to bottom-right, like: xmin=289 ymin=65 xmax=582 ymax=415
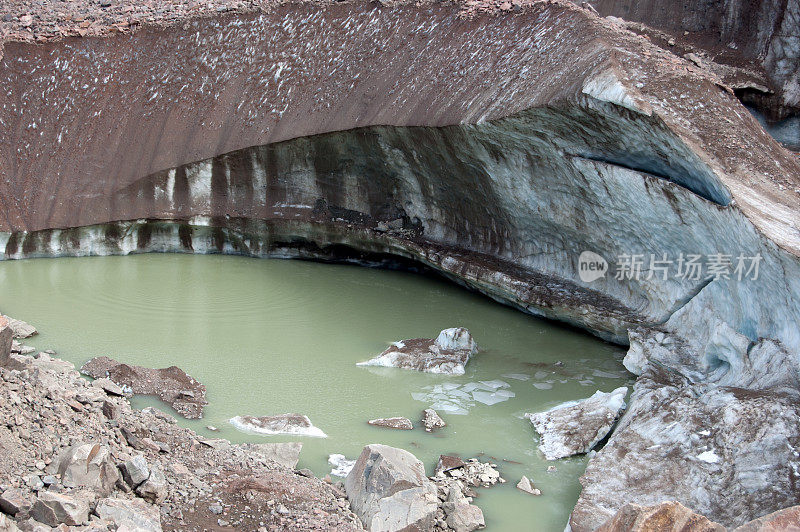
xmin=0 ymin=254 xmax=632 ymax=531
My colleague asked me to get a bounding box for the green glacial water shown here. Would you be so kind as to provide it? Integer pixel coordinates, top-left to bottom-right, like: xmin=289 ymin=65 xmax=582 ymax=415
xmin=0 ymin=254 xmax=632 ymax=531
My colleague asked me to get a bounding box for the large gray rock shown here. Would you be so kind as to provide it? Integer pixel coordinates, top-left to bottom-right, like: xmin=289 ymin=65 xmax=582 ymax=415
xmin=119 ymin=455 xmax=150 ymax=488
xmin=29 ymin=492 xmax=89 ymax=527
xmin=358 ymin=328 xmax=478 ymax=375
xmin=135 ymin=465 xmax=167 ymax=504
xmin=56 ymin=443 xmax=120 ymax=495
xmin=570 ymin=367 xmax=800 ymax=531
xmin=241 ymin=442 xmax=303 ymax=469
xmin=0 ymin=317 xmax=12 ymax=368
xmin=525 ymin=387 xmax=628 ymax=460
xmin=95 ymin=497 xmax=162 ymax=532
xmin=345 ymin=444 xmax=438 ymax=531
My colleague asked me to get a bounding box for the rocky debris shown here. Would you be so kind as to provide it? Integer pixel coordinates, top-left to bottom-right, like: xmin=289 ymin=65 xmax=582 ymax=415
xmin=345 ymin=444 xmax=439 ymax=531
xmin=433 ymin=456 xmax=503 ymax=488
xmin=29 ymin=491 xmax=89 ymax=527
xmin=229 ymin=413 xmax=327 ymax=437
xmin=367 ymin=417 xmax=413 ymax=430
xmin=596 ymin=501 xmax=725 ymax=532
xmin=0 ymin=513 xmax=19 ymax=532
xmin=516 ymin=476 xmax=541 ymax=496
xmin=438 ymin=480 xmax=485 ymax=532
xmin=358 ymin=328 xmax=478 ymax=375
xmin=95 ymin=497 xmax=162 ymax=531
xmin=55 ymin=443 xmax=120 ymax=495
xmin=240 ymin=442 xmax=303 ymax=469
xmin=422 ymin=408 xmax=447 ymax=432
xmin=0 ymin=314 xmax=361 ymax=531
xmin=570 ymin=367 xmax=800 ymax=530
xmin=525 ymin=387 xmax=628 ymax=460
xmin=81 ymin=356 xmax=207 ymax=419
xmin=329 ymin=454 xmax=357 ymax=478
xmin=0 ymin=315 xmax=37 ymax=339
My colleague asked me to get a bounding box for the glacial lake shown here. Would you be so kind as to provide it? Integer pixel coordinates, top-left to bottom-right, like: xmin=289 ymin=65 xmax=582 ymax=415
xmin=0 ymin=254 xmax=632 ymax=531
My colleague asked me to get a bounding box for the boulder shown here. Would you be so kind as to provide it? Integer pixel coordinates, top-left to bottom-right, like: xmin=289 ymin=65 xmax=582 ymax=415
xmin=29 ymin=492 xmax=89 ymax=527
xmin=95 ymin=497 xmax=162 ymax=532
xmin=596 ymin=502 xmax=725 ymax=532
xmin=734 ymin=505 xmax=800 ymax=531
xmin=0 ymin=317 xmax=12 ymax=368
xmin=91 ymin=378 xmax=125 ymax=396
xmin=57 ymin=443 xmax=120 ymax=495
xmin=367 ymin=417 xmax=413 ymax=430
xmin=516 ymin=476 xmax=540 ymax=496
xmin=241 ymin=442 xmax=303 ymax=469
xmin=136 ymin=465 xmax=167 ymax=504
xmin=525 ymin=387 xmax=628 ymax=460
xmin=0 ymin=315 xmax=37 ymax=339
xmin=357 ymin=329 xmax=478 ymax=375
xmin=0 ymin=488 xmax=29 ymax=516
xmin=230 ymin=413 xmax=326 ymax=437
xmin=445 ymin=503 xmax=485 ymax=532
xmin=421 ymin=409 xmax=446 ymax=432
xmin=119 ymin=455 xmax=150 ymax=488
xmin=345 ymin=444 xmax=438 ymax=531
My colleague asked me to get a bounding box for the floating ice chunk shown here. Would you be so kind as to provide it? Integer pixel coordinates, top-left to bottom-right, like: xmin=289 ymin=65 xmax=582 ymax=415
xmin=533 ymin=382 xmax=553 ymax=390
xmin=534 ymin=370 xmax=551 ymax=380
xmin=328 ymin=454 xmax=356 ymax=477
xmin=472 ymin=390 xmax=513 ymax=405
xmin=461 ymin=382 xmax=481 ymax=393
xmin=502 ymin=373 xmax=530 ymax=381
xmin=441 ymin=383 xmax=461 ymax=390
xmin=411 ymin=392 xmax=427 ymax=401
xmin=229 ymin=414 xmax=327 ymax=438
xmin=479 ymin=379 xmax=510 ymax=389
xmin=696 ymin=450 xmax=720 ymax=463
xmin=592 ymin=369 xmax=623 ymax=379
xmin=494 ymin=389 xmax=516 ymax=398
xmin=392 ymin=341 xmax=406 ymax=348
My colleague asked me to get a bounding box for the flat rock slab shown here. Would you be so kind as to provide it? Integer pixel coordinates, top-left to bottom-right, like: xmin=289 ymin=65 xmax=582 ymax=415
xmin=81 ymin=356 xmax=207 ymax=419
xmin=0 ymin=315 xmax=37 ymax=339
xmin=358 ymin=328 xmax=478 ymax=375
xmin=525 ymin=386 xmax=628 ymax=460
xmin=368 ymin=417 xmax=413 ymax=430
xmin=230 ymin=413 xmax=326 ymax=438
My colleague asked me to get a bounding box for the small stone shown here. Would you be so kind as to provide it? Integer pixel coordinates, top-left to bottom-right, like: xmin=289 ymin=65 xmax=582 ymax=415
xmin=136 ymin=465 xmax=167 ymax=503
xmin=209 ymin=502 xmax=223 ymax=515
xmin=102 ymin=400 xmax=120 ymax=420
